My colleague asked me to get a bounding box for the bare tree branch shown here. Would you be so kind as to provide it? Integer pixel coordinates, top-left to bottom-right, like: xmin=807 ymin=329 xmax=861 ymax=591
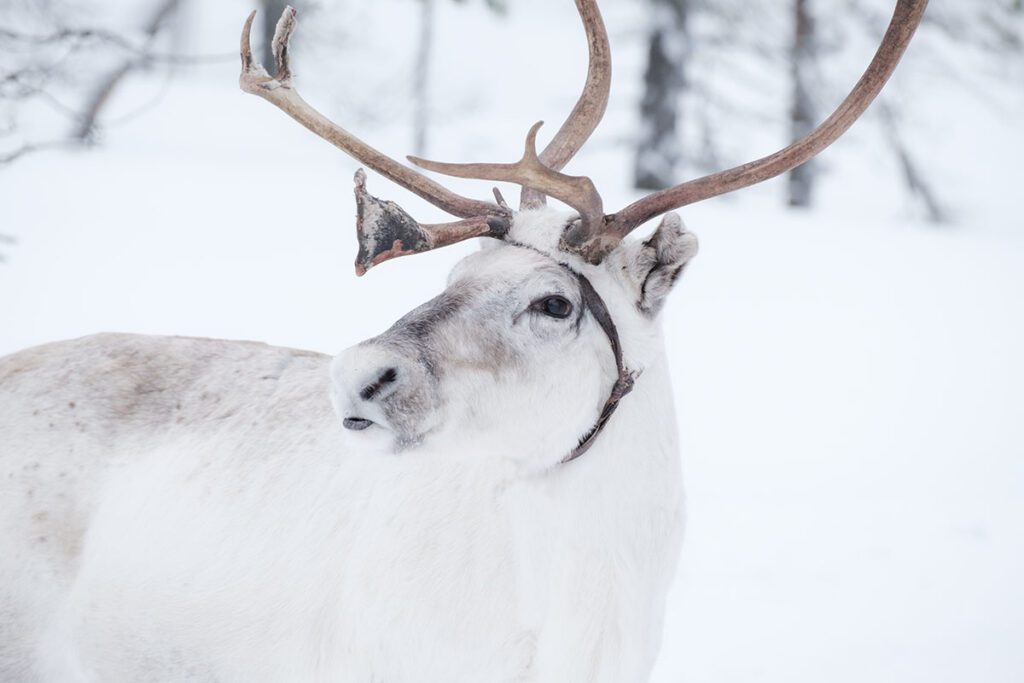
xmin=0 ymin=232 xmax=16 ymax=264
xmin=878 ymin=101 xmax=947 ymax=224
xmin=72 ymin=0 xmax=183 ymax=142
xmin=0 ymin=27 xmax=234 ymax=65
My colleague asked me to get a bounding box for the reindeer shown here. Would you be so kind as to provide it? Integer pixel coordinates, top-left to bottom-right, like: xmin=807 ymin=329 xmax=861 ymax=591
xmin=0 ymin=1 xmax=925 ymax=680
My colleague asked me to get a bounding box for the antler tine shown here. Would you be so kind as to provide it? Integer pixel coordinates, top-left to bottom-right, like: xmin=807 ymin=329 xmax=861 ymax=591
xmin=409 ymin=122 xmax=605 ymax=238
xmin=352 ymin=170 xmax=509 ymax=276
xmin=240 ymin=7 xmax=512 ymax=276
xmin=520 ymin=0 xmax=611 ymax=209
xmin=239 ymin=6 xmax=498 ymax=221
xmin=563 ymin=0 xmax=929 ymax=263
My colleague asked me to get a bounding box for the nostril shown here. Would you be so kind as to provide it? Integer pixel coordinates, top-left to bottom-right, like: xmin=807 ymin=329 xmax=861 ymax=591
xmin=359 ymin=367 xmax=399 ymax=401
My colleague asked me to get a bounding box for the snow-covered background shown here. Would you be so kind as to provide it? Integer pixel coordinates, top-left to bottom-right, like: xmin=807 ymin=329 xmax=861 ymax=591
xmin=1 ymin=0 xmax=1022 ymax=680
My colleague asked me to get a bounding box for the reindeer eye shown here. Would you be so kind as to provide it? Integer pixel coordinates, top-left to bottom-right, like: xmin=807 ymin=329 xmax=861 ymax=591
xmin=532 ymin=295 xmax=573 ymax=319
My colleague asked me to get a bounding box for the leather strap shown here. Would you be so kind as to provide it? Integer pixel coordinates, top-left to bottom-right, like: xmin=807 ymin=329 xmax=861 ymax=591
xmin=561 ymin=269 xmax=639 ymax=465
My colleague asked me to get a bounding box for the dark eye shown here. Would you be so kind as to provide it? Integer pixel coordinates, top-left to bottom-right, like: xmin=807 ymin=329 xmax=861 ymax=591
xmin=532 ymin=295 xmax=573 ymax=319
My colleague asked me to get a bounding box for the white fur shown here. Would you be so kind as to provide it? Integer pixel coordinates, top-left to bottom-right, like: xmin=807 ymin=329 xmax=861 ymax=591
xmin=0 ymin=208 xmax=694 ymax=682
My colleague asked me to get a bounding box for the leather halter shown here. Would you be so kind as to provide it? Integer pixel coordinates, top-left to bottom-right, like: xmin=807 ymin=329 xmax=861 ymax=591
xmin=560 ymin=268 xmax=639 ymax=465
xmin=503 ymin=242 xmax=638 ymax=465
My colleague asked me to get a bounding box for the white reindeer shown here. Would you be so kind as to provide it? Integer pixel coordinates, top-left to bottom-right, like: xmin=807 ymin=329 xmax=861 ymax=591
xmin=0 ymin=1 xmax=925 ymax=680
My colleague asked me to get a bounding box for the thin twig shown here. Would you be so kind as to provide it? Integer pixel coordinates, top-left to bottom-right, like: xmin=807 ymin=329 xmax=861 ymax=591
xmin=0 ymin=27 xmax=234 ymax=64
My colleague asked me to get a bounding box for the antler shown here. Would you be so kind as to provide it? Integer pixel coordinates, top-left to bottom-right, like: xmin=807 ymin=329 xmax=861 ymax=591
xmin=409 ymin=0 xmax=610 ymax=216
xmin=241 ymin=0 xmax=926 ymax=274
xmin=240 ymin=7 xmax=510 ymax=274
xmin=408 ymin=122 xmax=605 ymax=238
xmin=562 ymin=0 xmax=929 ymax=262
xmin=519 ymin=0 xmax=611 ymax=209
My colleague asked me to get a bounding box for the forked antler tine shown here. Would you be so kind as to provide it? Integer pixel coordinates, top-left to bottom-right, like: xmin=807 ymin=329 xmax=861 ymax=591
xmin=272 ymin=7 xmax=296 ymax=83
xmin=565 ymin=0 xmax=928 ymax=261
xmin=409 ymin=122 xmax=605 ymax=236
xmin=521 ymin=0 xmax=611 ymax=209
xmin=353 ymin=170 xmax=510 ymax=276
xmin=239 ymin=6 xmax=499 ymax=221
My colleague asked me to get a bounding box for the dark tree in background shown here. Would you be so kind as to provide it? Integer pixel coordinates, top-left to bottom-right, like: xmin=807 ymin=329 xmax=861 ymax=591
xmin=634 ymin=0 xmax=689 ymax=191
xmin=787 ymin=0 xmax=816 ymax=208
xmin=413 ymin=0 xmax=436 ymax=156
xmin=630 ymin=0 xmax=1021 ymax=219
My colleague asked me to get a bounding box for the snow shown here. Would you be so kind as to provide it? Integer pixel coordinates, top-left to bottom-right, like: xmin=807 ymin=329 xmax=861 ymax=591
xmin=1 ymin=0 xmax=1022 ymax=680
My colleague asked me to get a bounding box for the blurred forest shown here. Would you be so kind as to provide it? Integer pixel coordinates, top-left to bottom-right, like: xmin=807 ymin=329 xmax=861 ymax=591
xmin=3 ymin=2 xmax=1021 ymax=180
xmin=0 ymin=0 xmax=1021 ymax=264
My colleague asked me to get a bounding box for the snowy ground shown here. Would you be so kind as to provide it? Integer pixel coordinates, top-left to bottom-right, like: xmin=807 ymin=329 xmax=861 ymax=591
xmin=2 ymin=0 xmax=1022 ymax=680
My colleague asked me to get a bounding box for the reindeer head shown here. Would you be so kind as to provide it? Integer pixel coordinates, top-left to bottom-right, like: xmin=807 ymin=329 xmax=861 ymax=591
xmin=328 ymin=208 xmax=697 ymax=467
xmin=239 ymin=1 xmax=926 ymax=465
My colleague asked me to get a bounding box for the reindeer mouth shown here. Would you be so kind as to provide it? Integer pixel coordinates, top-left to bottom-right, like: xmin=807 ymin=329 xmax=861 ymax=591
xmin=343 ymin=417 xmax=375 ymax=431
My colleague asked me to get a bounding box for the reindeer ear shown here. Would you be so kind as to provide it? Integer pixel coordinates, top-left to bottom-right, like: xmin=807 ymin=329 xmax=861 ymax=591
xmin=616 ymin=212 xmax=698 ymax=316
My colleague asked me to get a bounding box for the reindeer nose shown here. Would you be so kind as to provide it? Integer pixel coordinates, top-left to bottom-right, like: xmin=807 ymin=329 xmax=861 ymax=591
xmin=331 ymin=347 xmax=411 ymax=430
xmin=330 ymin=342 xmax=439 ymax=443
xmin=339 ymin=369 xmax=397 ymax=430
xmin=333 ymin=346 xmax=401 ymax=401
xmin=359 ymin=367 xmax=398 ymax=401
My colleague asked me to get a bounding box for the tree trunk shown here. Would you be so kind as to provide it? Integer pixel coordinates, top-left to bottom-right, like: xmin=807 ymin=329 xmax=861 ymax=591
xmin=634 ymin=0 xmax=688 ymax=191
xmin=413 ymin=0 xmax=436 ymax=157
xmin=787 ymin=0 xmax=816 ymax=208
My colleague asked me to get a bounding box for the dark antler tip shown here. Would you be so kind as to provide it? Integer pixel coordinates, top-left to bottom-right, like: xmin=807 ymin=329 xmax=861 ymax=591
xmin=486 ymin=216 xmax=511 ymax=237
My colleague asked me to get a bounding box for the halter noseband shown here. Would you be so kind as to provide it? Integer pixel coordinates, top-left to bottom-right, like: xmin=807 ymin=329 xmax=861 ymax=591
xmin=560 ymin=268 xmax=639 ymax=465
xmin=503 ymin=242 xmax=639 ymax=465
